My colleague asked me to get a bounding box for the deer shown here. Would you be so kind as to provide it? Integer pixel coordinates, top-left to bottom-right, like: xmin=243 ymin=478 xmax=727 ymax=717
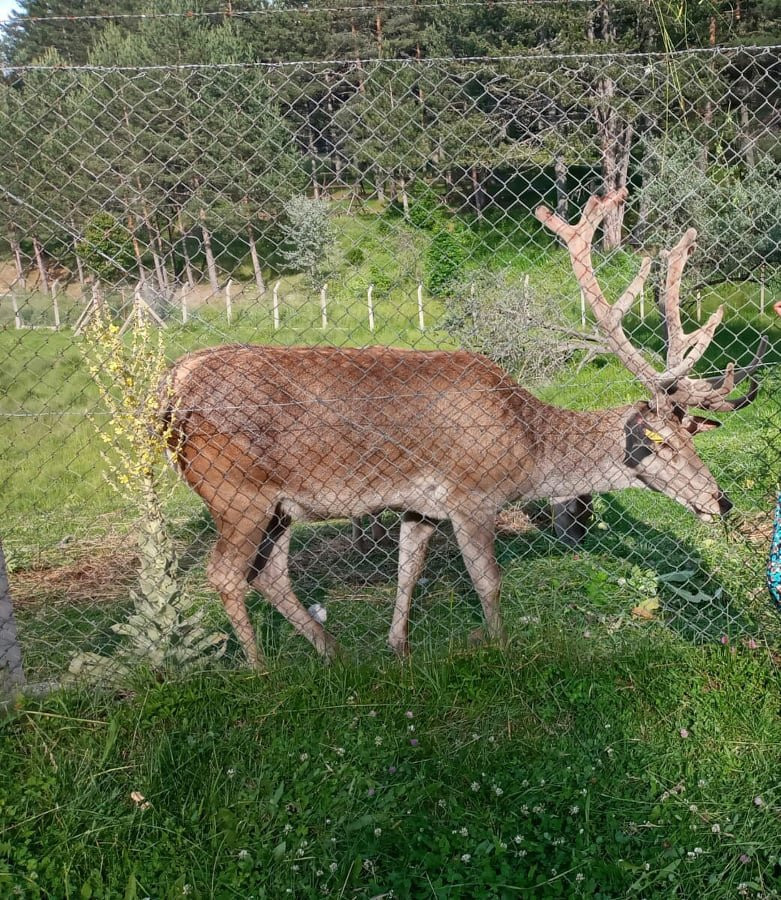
xmin=161 ymin=190 xmax=766 ymax=669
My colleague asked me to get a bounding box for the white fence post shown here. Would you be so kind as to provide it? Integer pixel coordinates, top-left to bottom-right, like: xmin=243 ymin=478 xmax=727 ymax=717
xmin=273 ymin=280 xmax=281 ymax=330
xmin=367 ymin=284 xmax=375 ymax=333
xmin=417 ymin=283 xmax=425 ymax=331
xmin=580 ymin=288 xmax=587 ymax=329
xmin=51 ymin=279 xmax=60 ymax=330
xmin=11 ymin=292 xmax=21 ymax=330
xmin=181 ymin=285 xmax=188 ymax=324
xmin=760 ymin=264 xmax=766 ymax=315
xmin=225 ymin=278 xmax=233 ymax=324
xmin=320 ymin=282 xmax=328 ymax=329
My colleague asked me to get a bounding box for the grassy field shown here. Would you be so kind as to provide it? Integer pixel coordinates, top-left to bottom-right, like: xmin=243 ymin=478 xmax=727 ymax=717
xmin=2 ymin=202 xmax=781 ymax=896
xmin=2 ymin=636 xmax=781 ymax=898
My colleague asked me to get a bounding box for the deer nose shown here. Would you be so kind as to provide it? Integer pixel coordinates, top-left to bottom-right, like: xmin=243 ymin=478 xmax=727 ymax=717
xmin=717 ymin=492 xmax=733 ymax=516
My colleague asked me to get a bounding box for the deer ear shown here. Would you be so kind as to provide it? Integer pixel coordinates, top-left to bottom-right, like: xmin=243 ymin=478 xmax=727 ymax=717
xmin=624 ymin=411 xmax=655 ymax=468
xmin=682 ymin=414 xmax=722 ymax=435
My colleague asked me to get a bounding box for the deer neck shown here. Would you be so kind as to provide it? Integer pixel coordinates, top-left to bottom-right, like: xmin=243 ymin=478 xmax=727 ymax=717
xmin=522 ymin=400 xmax=636 ymax=500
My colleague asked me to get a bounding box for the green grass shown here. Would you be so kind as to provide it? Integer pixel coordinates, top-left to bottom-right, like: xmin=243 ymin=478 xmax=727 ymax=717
xmin=2 ymin=634 xmax=781 ymax=898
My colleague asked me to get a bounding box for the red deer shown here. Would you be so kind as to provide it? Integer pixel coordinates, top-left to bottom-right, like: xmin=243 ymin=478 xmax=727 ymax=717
xmin=163 ymin=191 xmax=765 ymax=668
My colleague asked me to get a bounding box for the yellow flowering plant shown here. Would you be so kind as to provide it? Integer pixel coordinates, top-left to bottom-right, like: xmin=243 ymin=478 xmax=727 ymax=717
xmin=69 ymin=303 xmax=226 ymax=684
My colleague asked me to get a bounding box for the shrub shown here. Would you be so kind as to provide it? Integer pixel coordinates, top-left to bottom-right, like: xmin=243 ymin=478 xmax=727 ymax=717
xmin=368 ymin=264 xmax=394 ymax=295
xmin=407 ymin=185 xmax=443 ymax=230
xmin=280 ymin=195 xmax=335 ymax=288
xmin=425 ymin=227 xmax=466 ymax=296
xmin=442 ymin=270 xmax=572 ymax=383
xmin=344 ymin=246 xmax=365 ymax=267
xmin=76 ymin=212 xmax=135 ymax=284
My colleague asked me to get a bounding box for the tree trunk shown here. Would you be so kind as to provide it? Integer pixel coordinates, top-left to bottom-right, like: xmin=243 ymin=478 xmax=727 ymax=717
xmin=127 ymin=214 xmax=148 ymax=286
xmin=595 ymin=76 xmax=633 ymax=251
xmin=137 ymin=192 xmax=167 ymax=293
xmin=9 ymin=229 xmax=25 ymax=288
xmin=32 ymin=235 xmax=49 ymax=294
xmin=554 ymin=154 xmax=568 ymax=219
xmin=308 ymin=122 xmax=321 ymax=201
xmin=398 ymin=172 xmax=410 ymax=219
xmin=176 ymin=210 xmax=195 ymax=289
xmin=739 ymin=101 xmax=755 ymax=167
xmin=200 ymin=210 xmax=220 ymax=295
xmin=70 ymin=217 xmax=86 ymax=287
xmin=247 ymin=224 xmax=266 ymax=295
xmin=470 ymin=165 xmax=485 ymax=218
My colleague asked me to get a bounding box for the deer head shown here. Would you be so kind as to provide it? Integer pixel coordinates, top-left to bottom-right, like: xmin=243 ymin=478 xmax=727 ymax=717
xmin=535 ymin=188 xmax=767 ymax=522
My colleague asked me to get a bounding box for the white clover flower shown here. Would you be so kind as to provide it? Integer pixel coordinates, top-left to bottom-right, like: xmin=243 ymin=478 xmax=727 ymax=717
xmin=493 ymin=785 xmax=504 ymax=797
xmin=375 ymin=737 xmax=383 ymax=746
xmin=711 ymin=824 xmax=721 ymax=834
xmin=471 ymin=781 xmax=480 ymax=792
xmin=461 ymin=854 xmax=471 ymax=863
xmin=374 ymin=827 xmax=382 ymax=837
xmin=238 ymin=849 xmax=250 ymax=860
xmin=459 ymin=827 xmax=469 ymax=837
xmin=576 ymin=873 xmax=585 ymax=882
xmin=335 ymin=747 xmax=346 ymax=757
xmin=300 ymin=752 xmax=309 ymax=762
xmin=569 ymin=805 xmax=580 ymax=815
xmin=329 ymin=862 xmax=338 ymax=873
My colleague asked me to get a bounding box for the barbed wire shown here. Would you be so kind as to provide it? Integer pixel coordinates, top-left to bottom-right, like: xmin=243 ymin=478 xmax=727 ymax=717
xmin=2 ymin=40 xmax=778 ymax=72
xmin=0 ymin=0 xmax=624 ymax=27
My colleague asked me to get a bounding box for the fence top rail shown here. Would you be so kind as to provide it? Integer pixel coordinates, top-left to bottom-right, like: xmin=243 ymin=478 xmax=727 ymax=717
xmin=3 ymin=41 xmax=779 ymax=74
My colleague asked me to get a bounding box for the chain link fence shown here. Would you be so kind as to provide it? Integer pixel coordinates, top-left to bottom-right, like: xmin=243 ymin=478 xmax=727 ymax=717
xmin=1 ymin=44 xmax=780 ymax=687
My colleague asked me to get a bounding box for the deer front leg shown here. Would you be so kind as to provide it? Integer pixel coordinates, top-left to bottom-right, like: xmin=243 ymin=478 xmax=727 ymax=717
xmin=388 ymin=512 xmax=437 ymax=656
xmin=450 ymin=510 xmax=505 ymax=645
xmin=208 ymin=535 xmax=265 ymax=670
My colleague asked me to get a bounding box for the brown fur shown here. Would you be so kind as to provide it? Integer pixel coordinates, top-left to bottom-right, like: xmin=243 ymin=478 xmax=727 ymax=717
xmin=164 ymin=344 xmax=730 ymax=666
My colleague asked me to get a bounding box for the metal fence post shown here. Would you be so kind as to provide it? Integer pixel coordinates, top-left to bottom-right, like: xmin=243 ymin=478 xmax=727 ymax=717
xmin=0 ymin=540 xmax=25 ymax=697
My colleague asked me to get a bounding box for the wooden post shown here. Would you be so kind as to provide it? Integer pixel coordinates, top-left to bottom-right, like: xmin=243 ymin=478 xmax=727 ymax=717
xmin=417 ymin=283 xmax=425 ymax=331
xmin=367 ymin=284 xmax=375 ymax=333
xmin=580 ymin=289 xmax=587 ymax=329
xmin=0 ymin=539 xmax=25 ymax=697
xmin=225 ymin=278 xmax=233 ymax=325
xmin=639 ymin=288 xmax=645 ymax=322
xmin=10 ymin=292 xmax=21 ymax=330
xmin=181 ymin=285 xmax=188 ymax=324
xmin=320 ymin=282 xmax=328 ymax=329
xmin=273 ymin=279 xmax=280 ymax=330
xmin=51 ymin=279 xmax=60 ymax=330
xmin=760 ymin=264 xmax=766 ymax=315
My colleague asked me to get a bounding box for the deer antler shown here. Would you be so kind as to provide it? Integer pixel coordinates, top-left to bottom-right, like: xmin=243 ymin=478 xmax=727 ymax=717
xmin=535 ymin=189 xmax=766 ymax=412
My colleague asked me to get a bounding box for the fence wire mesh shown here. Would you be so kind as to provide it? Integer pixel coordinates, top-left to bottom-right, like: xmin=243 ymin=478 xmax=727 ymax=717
xmin=1 ymin=43 xmax=780 ymax=685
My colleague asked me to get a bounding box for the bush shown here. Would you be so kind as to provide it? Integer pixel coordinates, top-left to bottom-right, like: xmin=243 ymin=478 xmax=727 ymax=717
xmin=76 ymin=212 xmax=135 ymax=283
xmin=280 ymin=195 xmax=335 ymax=288
xmin=407 ymin=185 xmax=443 ymax=230
xmin=442 ymin=270 xmax=573 ymax=383
xmin=425 ymin=227 xmax=466 ymax=296
xmin=344 ymin=246 xmax=365 ymax=267
xmin=638 ymin=137 xmax=781 ymax=283
xmin=368 ymin=264 xmax=394 ymax=295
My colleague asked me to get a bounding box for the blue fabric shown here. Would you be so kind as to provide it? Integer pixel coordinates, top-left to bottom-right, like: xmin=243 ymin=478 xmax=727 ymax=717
xmin=767 ymin=491 xmax=781 ymax=610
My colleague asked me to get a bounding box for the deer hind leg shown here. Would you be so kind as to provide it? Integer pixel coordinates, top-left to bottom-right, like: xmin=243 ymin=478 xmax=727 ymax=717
xmin=388 ymin=512 xmax=437 ymax=657
xmin=450 ymin=509 xmax=505 ymax=645
xmin=250 ymin=505 xmax=339 ymax=660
